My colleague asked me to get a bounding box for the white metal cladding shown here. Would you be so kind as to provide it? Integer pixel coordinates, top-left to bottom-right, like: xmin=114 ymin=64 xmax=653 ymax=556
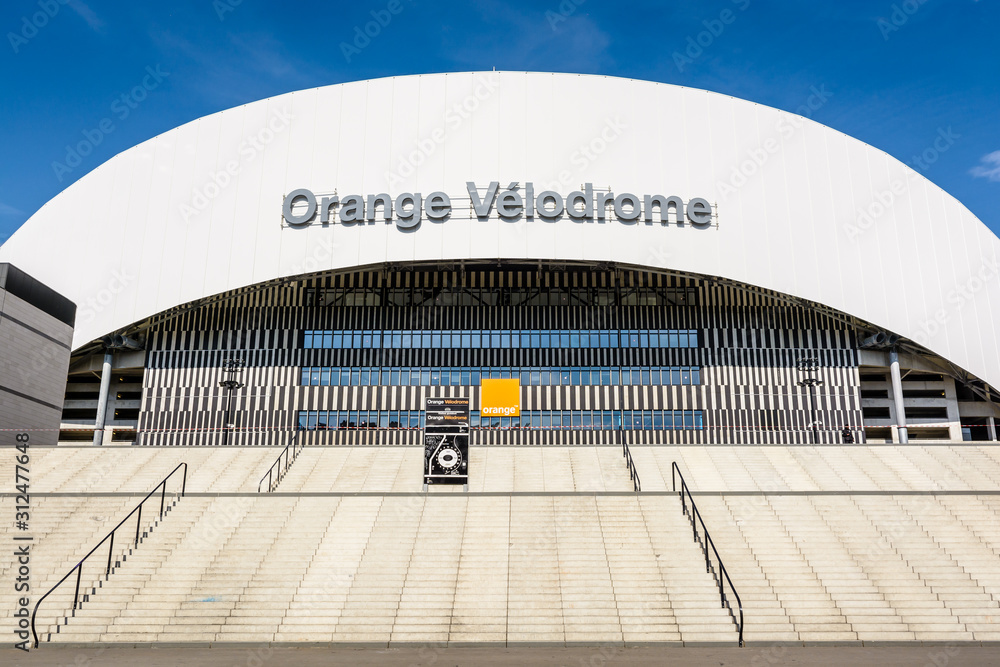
xmin=0 ymin=72 xmax=998 ymax=389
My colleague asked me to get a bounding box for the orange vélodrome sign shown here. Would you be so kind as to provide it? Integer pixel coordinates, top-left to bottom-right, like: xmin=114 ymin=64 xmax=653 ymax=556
xmin=481 ymin=378 xmax=520 ymax=417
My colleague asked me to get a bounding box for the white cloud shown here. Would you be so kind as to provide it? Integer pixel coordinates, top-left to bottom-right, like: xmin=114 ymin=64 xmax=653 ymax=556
xmin=970 ymin=150 xmax=1000 ymax=182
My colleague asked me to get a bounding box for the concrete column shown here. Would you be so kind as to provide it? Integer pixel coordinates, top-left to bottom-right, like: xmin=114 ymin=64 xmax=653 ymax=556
xmin=889 ymin=348 xmax=908 ymax=444
xmin=989 ymin=418 xmax=998 ymax=442
xmin=92 ymin=351 xmax=113 ymax=447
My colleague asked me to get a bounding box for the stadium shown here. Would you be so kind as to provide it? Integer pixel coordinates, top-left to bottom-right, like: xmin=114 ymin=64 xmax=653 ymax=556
xmin=1 ymin=72 xmax=999 ymax=652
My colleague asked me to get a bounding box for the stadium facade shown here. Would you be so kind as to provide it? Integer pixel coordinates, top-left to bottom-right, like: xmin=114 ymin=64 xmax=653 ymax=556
xmin=0 ymin=72 xmax=998 ymax=446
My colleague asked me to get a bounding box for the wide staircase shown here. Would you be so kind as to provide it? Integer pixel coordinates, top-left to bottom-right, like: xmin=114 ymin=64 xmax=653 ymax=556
xmin=5 ymin=442 xmax=1000 ymax=645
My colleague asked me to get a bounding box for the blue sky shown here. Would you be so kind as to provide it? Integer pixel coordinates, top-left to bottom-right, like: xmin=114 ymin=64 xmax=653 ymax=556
xmin=1 ymin=0 xmax=997 ymax=244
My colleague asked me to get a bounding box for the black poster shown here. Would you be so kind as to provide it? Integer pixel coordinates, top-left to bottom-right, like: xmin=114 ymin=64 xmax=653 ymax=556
xmin=424 ymin=397 xmax=470 ymax=485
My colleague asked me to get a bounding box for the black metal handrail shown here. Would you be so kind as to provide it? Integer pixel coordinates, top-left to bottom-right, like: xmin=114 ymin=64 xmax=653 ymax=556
xmin=620 ymin=429 xmax=641 ymax=492
xmin=671 ymin=461 xmax=744 ymax=647
xmin=30 ymin=462 xmax=187 ymax=648
xmin=258 ymin=431 xmax=303 ymax=493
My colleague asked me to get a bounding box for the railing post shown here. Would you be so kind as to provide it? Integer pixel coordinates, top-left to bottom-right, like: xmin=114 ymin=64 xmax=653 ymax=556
xmin=159 ymin=481 xmax=166 ymax=518
xmin=134 ymin=505 xmax=142 ymax=547
xmin=106 ymin=532 xmax=114 ymax=577
xmin=181 ymin=463 xmax=187 ymax=496
xmin=73 ymin=564 xmax=82 ymax=611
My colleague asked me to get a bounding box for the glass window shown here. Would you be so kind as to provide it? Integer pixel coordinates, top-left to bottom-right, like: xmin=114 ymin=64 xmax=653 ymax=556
xmin=541 ymin=412 xmax=551 ymax=428
xmin=610 ymin=368 xmax=620 ymax=385
xmin=431 ymin=370 xmax=441 ymax=386
xmin=462 ymin=369 xmax=471 ymax=385
xmin=642 ymin=411 xmax=653 ymax=430
xmin=602 ymin=411 xmax=613 ymax=429
xmin=331 ymin=333 xmax=343 ymax=349
xmin=401 ymin=332 xmax=411 ymax=348
xmin=390 ymin=368 xmax=400 ymax=386
xmin=379 ymin=412 xmax=389 ymax=428
xmin=641 ymin=369 xmax=651 ymax=385
xmin=471 ymin=369 xmax=481 ymax=385
xmin=300 ymin=368 xmax=311 ymax=385
xmin=531 ymin=333 xmax=541 ymax=348
xmin=432 ymin=331 xmax=442 ymax=348
xmin=571 ymin=368 xmax=581 ymax=385
xmin=695 ymin=412 xmax=704 ymax=430
xmin=308 ymin=411 xmax=318 ymax=430
xmin=470 ymin=411 xmax=480 ymax=428
xmin=684 ymin=411 xmax=694 ymax=429
xmin=648 ymin=331 xmax=659 ymax=347
xmin=558 ymin=368 xmax=570 ymax=385
xmin=350 ymin=368 xmax=360 ymax=386
xmin=461 ymin=333 xmax=471 ymax=348
xmin=681 ymin=367 xmax=691 ymax=385
xmin=671 ymin=368 xmax=681 ymax=385
xmin=570 ymin=332 xmax=581 ymax=348
xmin=362 ymin=332 xmax=372 ymax=347
xmin=692 ymin=367 xmax=701 ymax=385
xmin=501 ymin=331 xmax=511 ymax=348
xmin=668 ymin=332 xmax=679 ymax=348
xmin=359 ymin=369 xmax=370 ymax=386
xmin=640 ymin=331 xmax=649 ymax=348
xmin=398 ymin=369 xmax=410 ymax=385
xmin=581 ymin=412 xmax=592 ymax=428
xmin=470 ymin=332 xmax=480 ymax=348
xmin=297 ymin=412 xmax=308 ymax=430
xmin=599 ymin=331 xmax=610 ymax=348
xmin=648 ymin=368 xmax=659 ymax=386
xmin=529 ymin=370 xmax=541 ymax=386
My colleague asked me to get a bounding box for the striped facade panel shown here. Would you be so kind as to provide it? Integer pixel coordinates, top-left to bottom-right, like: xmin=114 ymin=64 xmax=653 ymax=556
xmin=137 ymin=267 xmax=863 ymax=446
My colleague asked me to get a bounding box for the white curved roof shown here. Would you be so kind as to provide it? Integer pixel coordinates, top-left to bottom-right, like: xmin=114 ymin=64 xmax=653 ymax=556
xmin=2 ymin=72 xmax=998 ymax=388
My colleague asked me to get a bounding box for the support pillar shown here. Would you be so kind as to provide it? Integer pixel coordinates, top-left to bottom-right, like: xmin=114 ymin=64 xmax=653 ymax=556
xmin=989 ymin=418 xmax=998 ymax=442
xmin=93 ymin=351 xmax=113 ymax=446
xmin=889 ymin=348 xmax=908 ymax=444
